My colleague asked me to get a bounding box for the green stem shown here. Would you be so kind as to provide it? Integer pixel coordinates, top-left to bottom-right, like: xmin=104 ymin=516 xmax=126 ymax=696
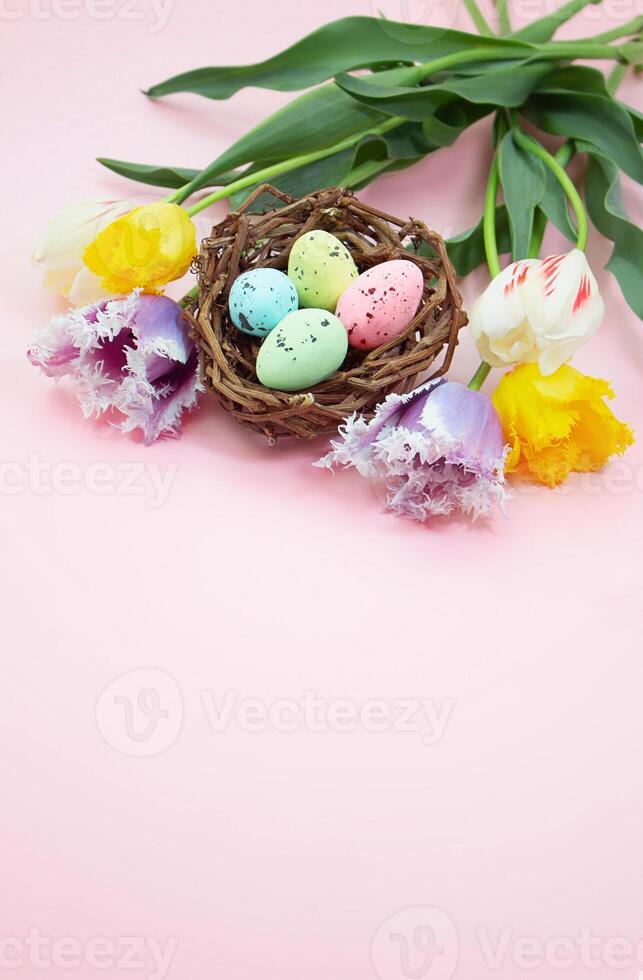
xmin=468 ymin=361 xmax=492 ymax=391
xmin=521 ymin=0 xmax=599 ymax=36
xmin=512 ymin=124 xmax=588 ymax=250
xmin=184 ymin=117 xmax=404 ymax=216
xmin=528 ymin=140 xmax=576 ymax=256
xmin=461 ymin=0 xmax=494 ymax=35
xmin=578 ymin=16 xmax=642 ymax=44
xmin=483 ymin=154 xmax=502 ymax=278
xmin=607 ymin=61 xmax=629 ymax=94
xmin=495 ymin=0 xmax=511 ymax=35
xmin=178 ymin=284 xmax=199 ymax=308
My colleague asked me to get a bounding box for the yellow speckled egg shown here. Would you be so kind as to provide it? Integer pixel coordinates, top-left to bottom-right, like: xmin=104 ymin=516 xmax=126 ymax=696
xmin=287 ymin=230 xmax=358 ymax=312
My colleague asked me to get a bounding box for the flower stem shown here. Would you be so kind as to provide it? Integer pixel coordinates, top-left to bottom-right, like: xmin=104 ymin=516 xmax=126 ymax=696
xmin=511 ymin=124 xmax=588 ymax=250
xmin=179 ymin=284 xmax=199 ymax=308
xmin=461 ymin=0 xmax=494 ymax=35
xmin=483 ymin=153 xmax=502 ymax=278
xmin=495 ymin=0 xmax=511 ymax=35
xmin=184 ymin=116 xmax=405 ymax=217
xmin=579 ymin=15 xmax=642 ymax=44
xmin=528 ymin=140 xmax=576 ymax=257
xmin=468 ymin=361 xmax=493 ymax=391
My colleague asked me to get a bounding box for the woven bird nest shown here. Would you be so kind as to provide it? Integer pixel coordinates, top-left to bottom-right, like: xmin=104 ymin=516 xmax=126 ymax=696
xmin=189 ymin=184 xmax=466 ymax=443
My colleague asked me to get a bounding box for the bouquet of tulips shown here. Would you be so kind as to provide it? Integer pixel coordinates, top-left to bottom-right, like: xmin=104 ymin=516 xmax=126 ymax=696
xmin=29 ymin=1 xmax=641 ymax=522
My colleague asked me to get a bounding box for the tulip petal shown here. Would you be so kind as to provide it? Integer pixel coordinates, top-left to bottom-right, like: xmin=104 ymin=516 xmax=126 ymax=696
xmin=492 ymin=363 xmax=634 ymax=486
xmin=28 ymin=291 xmax=203 ymax=443
xmin=317 ymin=380 xmax=509 ymax=522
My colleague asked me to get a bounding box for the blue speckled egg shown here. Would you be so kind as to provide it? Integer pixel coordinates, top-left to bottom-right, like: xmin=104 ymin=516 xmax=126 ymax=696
xmin=229 ymin=268 xmax=298 ymax=337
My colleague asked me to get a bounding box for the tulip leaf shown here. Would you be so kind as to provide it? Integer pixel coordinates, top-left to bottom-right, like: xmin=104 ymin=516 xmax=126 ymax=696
xmin=538 ymin=166 xmax=578 ymax=243
xmin=229 ymin=124 xmax=434 ymax=210
xmin=334 ymin=61 xmax=553 ymax=121
xmin=433 ymin=205 xmax=512 ymax=278
xmin=421 ymin=100 xmax=492 ymax=148
xmin=534 ymin=64 xmax=609 ymax=97
xmin=522 ymin=92 xmax=643 ymax=183
xmin=498 ymin=132 xmax=546 ymax=259
xmin=177 ymin=73 xmax=425 ymax=196
xmin=96 ymin=157 xmax=235 ymax=189
xmin=581 ymin=143 xmax=643 ymax=318
xmin=145 ymin=17 xmax=534 ymax=99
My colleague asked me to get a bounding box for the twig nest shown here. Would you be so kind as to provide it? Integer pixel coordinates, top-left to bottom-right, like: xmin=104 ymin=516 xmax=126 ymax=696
xmin=189 ymin=185 xmax=466 ymax=443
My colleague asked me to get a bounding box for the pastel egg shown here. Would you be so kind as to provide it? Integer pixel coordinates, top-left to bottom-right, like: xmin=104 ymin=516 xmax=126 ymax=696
xmin=287 ymin=230 xmax=358 ymax=312
xmin=256 ymin=309 xmax=348 ymax=392
xmin=229 ymin=268 xmax=298 ymax=337
xmin=336 ymin=260 xmax=424 ymax=351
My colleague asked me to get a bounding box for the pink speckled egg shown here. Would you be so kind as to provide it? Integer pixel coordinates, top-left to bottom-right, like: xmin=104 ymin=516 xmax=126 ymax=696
xmin=336 ymin=260 xmax=424 ymax=351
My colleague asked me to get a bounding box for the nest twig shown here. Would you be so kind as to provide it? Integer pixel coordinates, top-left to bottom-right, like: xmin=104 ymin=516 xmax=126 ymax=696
xmin=188 ymin=184 xmax=466 ymax=443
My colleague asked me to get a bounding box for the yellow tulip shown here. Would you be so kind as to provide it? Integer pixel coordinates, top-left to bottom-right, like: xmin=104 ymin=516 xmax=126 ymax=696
xmin=492 ymin=363 xmax=634 ymax=487
xmin=83 ymin=202 xmax=196 ymax=294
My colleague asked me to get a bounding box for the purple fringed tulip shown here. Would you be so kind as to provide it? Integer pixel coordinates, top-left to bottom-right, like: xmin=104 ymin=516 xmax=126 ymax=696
xmin=316 ymin=379 xmax=509 ymax=521
xmin=28 ymin=291 xmax=202 ymax=444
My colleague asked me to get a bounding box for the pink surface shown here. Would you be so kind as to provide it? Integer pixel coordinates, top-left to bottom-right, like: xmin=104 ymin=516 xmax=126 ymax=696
xmin=2 ymin=1 xmax=642 ymax=978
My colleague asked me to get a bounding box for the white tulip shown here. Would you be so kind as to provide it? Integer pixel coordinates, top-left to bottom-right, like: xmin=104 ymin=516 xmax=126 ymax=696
xmin=33 ymin=199 xmax=134 ymax=303
xmin=469 ymin=249 xmax=604 ymax=376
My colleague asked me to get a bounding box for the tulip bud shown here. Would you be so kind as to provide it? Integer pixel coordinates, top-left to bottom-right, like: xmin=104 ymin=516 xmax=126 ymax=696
xmin=28 ymin=291 xmax=203 ymax=444
xmin=317 ymin=379 xmax=508 ymax=521
xmin=469 ymin=250 xmax=604 ymax=376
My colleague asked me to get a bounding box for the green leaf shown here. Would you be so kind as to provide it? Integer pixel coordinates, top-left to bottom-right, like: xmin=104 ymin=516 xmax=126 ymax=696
xmin=96 ymin=157 xmax=235 ymax=189
xmin=538 ymin=166 xmax=578 ymax=243
xmin=229 ymin=123 xmax=433 ymax=210
xmin=498 ymin=132 xmax=546 ymax=259
xmin=334 ymin=61 xmax=553 ymax=120
xmin=581 ymin=144 xmax=643 ymax=317
xmin=421 ymin=100 xmax=491 ymax=147
xmin=522 ymin=92 xmax=643 ymax=183
xmin=534 ymin=65 xmax=609 ymax=96
xmin=145 ymin=16 xmax=534 ymax=99
xmin=426 ymin=205 xmax=512 ymax=278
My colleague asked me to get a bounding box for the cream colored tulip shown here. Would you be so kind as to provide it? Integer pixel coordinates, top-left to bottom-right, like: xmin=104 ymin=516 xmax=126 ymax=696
xmin=469 ymin=250 xmax=604 ymax=376
xmin=33 ymin=199 xmax=134 ymax=302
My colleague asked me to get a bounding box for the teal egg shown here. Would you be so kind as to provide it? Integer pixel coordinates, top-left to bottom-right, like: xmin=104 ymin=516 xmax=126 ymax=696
xmin=229 ymin=268 xmax=298 ymax=337
xmin=256 ymin=309 xmax=348 ymax=392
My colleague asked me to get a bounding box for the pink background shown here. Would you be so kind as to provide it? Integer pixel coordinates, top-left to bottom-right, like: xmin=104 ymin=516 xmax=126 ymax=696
xmin=2 ymin=1 xmax=642 ymax=978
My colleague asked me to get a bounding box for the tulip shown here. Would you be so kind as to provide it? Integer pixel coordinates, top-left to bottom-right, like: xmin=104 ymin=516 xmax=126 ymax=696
xmin=492 ymin=363 xmax=634 ymax=487
xmin=27 ymin=292 xmax=203 ymax=444
xmin=83 ymin=202 xmax=197 ymax=295
xmin=32 ymin=198 xmax=135 ymax=302
xmin=469 ymin=249 xmax=605 ymax=376
xmin=316 ymin=379 xmax=508 ymax=521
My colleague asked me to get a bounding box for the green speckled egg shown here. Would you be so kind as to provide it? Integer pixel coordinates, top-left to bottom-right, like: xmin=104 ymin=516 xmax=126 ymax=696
xmin=256 ymin=309 xmax=348 ymax=392
xmin=287 ymin=230 xmax=358 ymax=311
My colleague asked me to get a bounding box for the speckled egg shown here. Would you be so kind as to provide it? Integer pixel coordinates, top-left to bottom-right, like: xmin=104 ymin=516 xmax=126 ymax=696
xmin=228 ymin=268 xmax=298 ymax=337
xmin=287 ymin=230 xmax=358 ymax=311
xmin=256 ymin=309 xmax=348 ymax=392
xmin=336 ymin=259 xmax=424 ymax=351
